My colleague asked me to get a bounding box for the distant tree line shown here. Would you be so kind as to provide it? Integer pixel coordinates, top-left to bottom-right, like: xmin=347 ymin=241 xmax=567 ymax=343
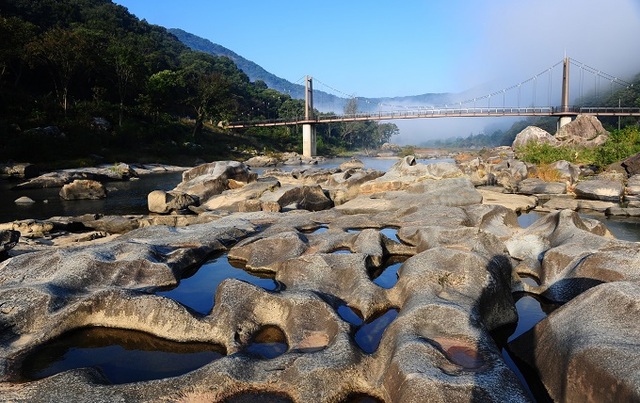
xmin=0 ymin=0 xmax=397 ymax=165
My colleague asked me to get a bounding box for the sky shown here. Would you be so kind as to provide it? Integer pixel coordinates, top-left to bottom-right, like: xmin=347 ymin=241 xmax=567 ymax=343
xmin=112 ymin=0 xmax=640 ymax=142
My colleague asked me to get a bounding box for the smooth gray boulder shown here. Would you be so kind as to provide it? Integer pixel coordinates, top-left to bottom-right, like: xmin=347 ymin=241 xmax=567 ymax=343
xmin=554 ymin=114 xmax=609 ymax=147
xmin=510 ymin=282 xmax=640 ymax=403
xmin=517 ymin=178 xmax=566 ymax=195
xmin=174 ymin=161 xmax=257 ymax=203
xmin=574 ymin=178 xmax=624 ymax=202
xmin=512 ymin=126 xmax=557 ymax=149
xmin=622 ymin=152 xmax=640 ymax=176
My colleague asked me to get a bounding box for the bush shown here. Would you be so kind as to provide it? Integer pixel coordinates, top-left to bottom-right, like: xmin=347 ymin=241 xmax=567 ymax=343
xmin=591 ymin=126 xmax=640 ymax=168
xmin=516 ymin=142 xmax=580 ymax=165
xmin=517 ymin=126 xmax=640 ymax=170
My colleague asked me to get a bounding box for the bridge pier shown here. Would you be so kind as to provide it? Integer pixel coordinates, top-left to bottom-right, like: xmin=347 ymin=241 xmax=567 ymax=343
xmin=303 ymin=124 xmax=316 ymax=157
xmin=557 ymin=57 xmax=572 ymax=130
xmin=303 ymin=76 xmax=317 ymax=157
xmin=558 ymin=116 xmax=572 ymax=130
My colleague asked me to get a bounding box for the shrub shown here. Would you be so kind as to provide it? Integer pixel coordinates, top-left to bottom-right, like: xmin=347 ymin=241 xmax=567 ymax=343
xmin=532 ymin=164 xmax=563 ymax=182
xmin=516 ymin=142 xmax=579 ymax=165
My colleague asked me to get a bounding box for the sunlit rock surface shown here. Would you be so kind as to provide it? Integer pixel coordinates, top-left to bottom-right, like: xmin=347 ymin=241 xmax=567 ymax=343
xmin=2 ymin=156 xmax=640 ymax=402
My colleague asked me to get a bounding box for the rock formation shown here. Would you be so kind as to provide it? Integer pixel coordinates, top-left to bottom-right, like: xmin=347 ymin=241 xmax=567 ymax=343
xmin=1 ymin=155 xmax=640 ymax=402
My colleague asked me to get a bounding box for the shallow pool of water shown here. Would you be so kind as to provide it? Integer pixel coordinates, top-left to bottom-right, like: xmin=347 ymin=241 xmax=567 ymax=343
xmin=156 ymin=255 xmax=280 ymax=315
xmin=354 ymin=309 xmax=399 ymax=354
xmin=20 ymin=327 xmax=225 ymax=384
xmin=370 ymin=256 xmax=407 ymax=289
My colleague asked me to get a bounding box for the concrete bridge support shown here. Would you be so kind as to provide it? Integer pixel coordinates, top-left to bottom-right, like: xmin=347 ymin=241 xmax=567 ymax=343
xmin=557 ymin=57 xmax=572 ymax=130
xmin=303 ymin=76 xmax=317 ymax=157
xmin=303 ymin=124 xmax=316 ymax=157
xmin=558 ymin=116 xmax=572 ymax=130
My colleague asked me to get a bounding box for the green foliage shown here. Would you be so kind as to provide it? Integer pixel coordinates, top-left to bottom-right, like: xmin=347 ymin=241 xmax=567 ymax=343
xmin=400 ymin=145 xmax=416 ymax=157
xmin=591 ymin=126 xmax=640 ymax=168
xmin=517 ymin=126 xmax=640 ymax=168
xmin=516 ymin=142 xmax=581 ymax=165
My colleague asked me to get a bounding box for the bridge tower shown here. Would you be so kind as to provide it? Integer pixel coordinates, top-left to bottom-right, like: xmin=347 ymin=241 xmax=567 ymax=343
xmin=303 ymin=75 xmax=317 ymax=157
xmin=558 ymin=57 xmax=572 ymax=129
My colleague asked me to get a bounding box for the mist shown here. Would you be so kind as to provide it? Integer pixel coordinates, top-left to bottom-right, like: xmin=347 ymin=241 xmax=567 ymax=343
xmin=387 ymin=0 xmax=640 ymax=145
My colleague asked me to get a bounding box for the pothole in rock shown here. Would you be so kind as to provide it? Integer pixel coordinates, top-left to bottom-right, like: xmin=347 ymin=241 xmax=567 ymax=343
xmin=156 ymin=254 xmax=283 ymax=315
xmin=354 ymin=308 xmax=399 ymax=354
xmin=223 ymin=391 xmax=295 ymax=403
xmin=18 ymin=327 xmax=225 ymax=384
xmin=428 ymin=337 xmax=486 ymax=371
xmin=346 ymin=227 xmax=400 ymax=243
xmin=242 ymin=325 xmax=288 ymax=359
xmin=490 ymin=292 xmax=561 ymax=401
xmin=299 ymin=225 xmax=328 ymax=235
xmin=369 ymin=255 xmax=408 ymax=289
xmin=339 ymin=393 xmax=384 ymax=402
xmin=337 ymin=304 xmax=364 ymax=326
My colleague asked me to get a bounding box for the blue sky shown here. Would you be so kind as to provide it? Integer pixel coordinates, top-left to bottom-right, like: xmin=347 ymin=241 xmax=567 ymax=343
xmin=112 ymin=0 xmax=640 ymax=141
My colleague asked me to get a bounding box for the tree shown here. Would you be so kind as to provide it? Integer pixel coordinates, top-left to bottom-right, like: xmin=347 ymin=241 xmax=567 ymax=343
xmin=107 ymin=33 xmax=144 ymax=126
xmin=27 ymin=26 xmax=92 ymax=115
xmin=179 ymin=53 xmax=235 ymax=139
xmin=0 ymin=16 xmax=36 ymax=87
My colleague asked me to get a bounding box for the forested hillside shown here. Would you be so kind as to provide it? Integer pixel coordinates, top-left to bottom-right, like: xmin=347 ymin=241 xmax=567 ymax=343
xmin=0 ymin=0 xmax=397 ymax=166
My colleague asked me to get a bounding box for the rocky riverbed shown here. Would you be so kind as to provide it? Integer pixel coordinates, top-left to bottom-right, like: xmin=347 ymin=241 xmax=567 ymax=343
xmin=1 ymin=146 xmax=640 ymax=402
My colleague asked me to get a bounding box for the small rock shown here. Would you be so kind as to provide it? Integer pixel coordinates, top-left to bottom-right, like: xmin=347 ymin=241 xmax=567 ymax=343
xmin=14 ymin=196 xmax=35 ymax=204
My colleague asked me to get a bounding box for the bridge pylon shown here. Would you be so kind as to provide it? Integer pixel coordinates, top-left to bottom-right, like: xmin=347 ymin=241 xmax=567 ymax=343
xmin=303 ymin=75 xmax=316 ymax=157
xmin=558 ymin=57 xmax=572 ymax=129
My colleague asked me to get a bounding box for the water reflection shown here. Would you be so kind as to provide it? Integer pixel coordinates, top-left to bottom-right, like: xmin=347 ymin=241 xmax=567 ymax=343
xmin=354 ymin=309 xmax=399 ymax=354
xmin=156 ymin=255 xmax=280 ymax=315
xmin=0 ymin=172 xmax=183 ymax=223
xmin=243 ymin=325 xmax=288 ymax=359
xmin=370 ymin=256 xmax=407 ymax=289
xmin=20 ymin=327 xmax=225 ymax=384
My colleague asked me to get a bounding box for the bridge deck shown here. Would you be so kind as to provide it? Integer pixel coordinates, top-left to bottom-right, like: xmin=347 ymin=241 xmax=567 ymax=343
xmin=225 ymin=106 xmax=640 ymax=128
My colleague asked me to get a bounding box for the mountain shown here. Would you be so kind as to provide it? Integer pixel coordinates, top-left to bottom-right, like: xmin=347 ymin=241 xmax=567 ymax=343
xmin=169 ymin=28 xmax=452 ymax=113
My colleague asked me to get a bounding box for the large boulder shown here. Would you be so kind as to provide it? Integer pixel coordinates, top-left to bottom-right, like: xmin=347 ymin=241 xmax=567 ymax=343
xmin=0 ymin=230 xmax=20 ymax=260
xmin=203 ymin=178 xmax=280 ymax=212
xmin=574 ymin=178 xmax=624 ymax=202
xmin=517 ymin=178 xmax=566 ymax=195
xmin=59 ymin=179 xmax=107 ymax=200
xmin=13 ymin=164 xmax=136 ymax=190
xmin=173 ymin=161 xmax=257 ymax=203
xmin=627 ymin=174 xmax=640 ymax=201
xmin=622 ymin=152 xmax=640 ymax=176
xmin=0 ymin=163 xmax=39 ymax=179
xmin=548 ymin=160 xmax=580 ymax=184
xmin=510 ymin=282 xmax=640 ymax=403
xmin=360 ymin=156 xmax=462 ymax=194
xmin=147 ymin=190 xmax=199 ymax=214
xmin=512 ymin=126 xmax=557 ymax=149
xmin=492 ymin=159 xmax=530 ymax=192
xmin=554 ymin=114 xmax=609 ymax=147
xmin=259 ymin=184 xmax=333 ymax=212
xmin=244 ymin=155 xmax=279 ymax=168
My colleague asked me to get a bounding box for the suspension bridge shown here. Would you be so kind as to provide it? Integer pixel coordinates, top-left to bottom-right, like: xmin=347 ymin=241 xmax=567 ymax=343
xmin=224 ymin=57 xmax=640 ymax=156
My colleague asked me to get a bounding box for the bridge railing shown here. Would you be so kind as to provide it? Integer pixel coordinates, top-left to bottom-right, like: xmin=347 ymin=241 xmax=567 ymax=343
xmin=224 ymin=106 xmax=640 ymax=128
